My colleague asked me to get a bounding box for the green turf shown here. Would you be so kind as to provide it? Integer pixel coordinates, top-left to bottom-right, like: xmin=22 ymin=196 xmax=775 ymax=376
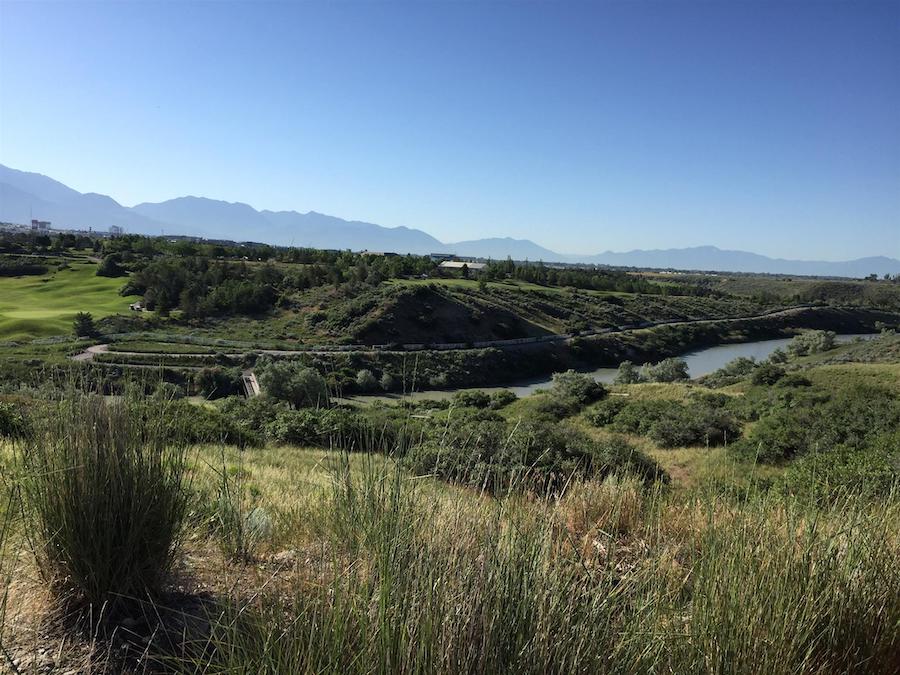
xmin=0 ymin=263 xmax=138 ymax=341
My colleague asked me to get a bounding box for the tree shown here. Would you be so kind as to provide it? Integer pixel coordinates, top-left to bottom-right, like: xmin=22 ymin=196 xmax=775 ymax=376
xmin=768 ymin=347 xmax=788 ymax=364
xmin=96 ymin=254 xmax=127 ymax=277
xmin=380 ymin=372 xmax=395 ymax=391
xmin=641 ymin=357 xmax=689 ymax=383
xmin=550 ymin=370 xmax=606 ymax=404
xmin=257 ymin=360 xmax=330 ymax=409
xmin=614 ymin=361 xmax=643 ymax=385
xmin=73 ymin=312 xmax=97 ymax=338
xmin=787 ymin=330 xmax=836 ymax=358
xmin=751 ymin=362 xmax=785 ymax=386
xmin=355 ymin=369 xmax=378 ymax=391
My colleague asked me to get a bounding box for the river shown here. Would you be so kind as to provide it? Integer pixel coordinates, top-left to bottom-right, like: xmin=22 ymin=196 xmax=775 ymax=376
xmin=351 ymin=333 xmax=878 ymax=403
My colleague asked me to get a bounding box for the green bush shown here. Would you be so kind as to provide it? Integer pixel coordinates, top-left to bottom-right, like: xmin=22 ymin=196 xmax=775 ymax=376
xmin=732 ymin=383 xmax=900 ymax=463
xmin=0 ymin=401 xmax=29 ymax=438
xmin=452 ymin=390 xmax=491 ymax=409
xmin=17 ymin=394 xmax=190 ymax=617
xmin=599 ymin=398 xmax=740 ymax=448
xmin=751 ymin=362 xmax=785 ymax=385
xmin=257 ymin=359 xmax=330 ymax=408
xmin=194 ymin=366 xmax=243 ymax=399
xmin=640 ymin=357 xmax=689 ymax=383
xmin=647 ymin=404 xmax=740 ymax=448
xmin=610 ymin=400 xmax=681 ymax=435
xmin=614 ymin=360 xmax=642 ymax=384
xmin=585 ymin=397 xmax=628 ymax=426
xmin=550 ymin=370 xmax=607 ymax=404
xmin=778 ymin=430 xmax=900 ymax=501
xmin=403 ymin=419 xmax=666 ymax=494
xmin=786 ymin=330 xmax=836 ymax=357
xmin=355 ymin=369 xmax=378 ymax=392
xmin=532 ymin=394 xmax=582 ymax=421
xmin=489 ymin=390 xmax=518 ymax=409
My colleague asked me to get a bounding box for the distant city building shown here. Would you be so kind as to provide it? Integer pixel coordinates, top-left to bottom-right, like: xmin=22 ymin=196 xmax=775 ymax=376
xmin=31 ymin=219 xmax=51 ymax=231
xmin=109 ymin=225 xmax=124 ymax=236
xmin=429 ymin=252 xmax=456 ymax=262
xmin=439 ymin=260 xmax=486 ymax=271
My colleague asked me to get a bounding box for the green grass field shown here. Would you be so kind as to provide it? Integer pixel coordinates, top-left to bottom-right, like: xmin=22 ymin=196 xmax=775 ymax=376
xmin=0 ymin=263 xmax=138 ymax=341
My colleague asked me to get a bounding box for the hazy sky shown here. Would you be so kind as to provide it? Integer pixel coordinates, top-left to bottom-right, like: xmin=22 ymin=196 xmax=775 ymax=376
xmin=1 ymin=1 xmax=897 ymax=259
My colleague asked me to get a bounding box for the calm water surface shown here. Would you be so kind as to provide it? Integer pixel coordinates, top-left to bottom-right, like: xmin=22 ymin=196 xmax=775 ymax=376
xmin=355 ymin=333 xmax=878 ymax=402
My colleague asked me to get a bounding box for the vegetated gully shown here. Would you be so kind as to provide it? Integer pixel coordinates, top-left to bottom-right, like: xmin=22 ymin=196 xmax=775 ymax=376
xmin=370 ymin=332 xmax=878 ymax=401
xmin=72 ymin=305 xmax=892 ymax=398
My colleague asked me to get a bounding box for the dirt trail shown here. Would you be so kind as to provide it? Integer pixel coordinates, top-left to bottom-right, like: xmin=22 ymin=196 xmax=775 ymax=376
xmin=70 ymin=305 xmax=818 ymax=363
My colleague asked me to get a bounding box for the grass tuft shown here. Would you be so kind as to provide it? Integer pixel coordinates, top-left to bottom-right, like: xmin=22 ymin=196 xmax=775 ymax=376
xmin=16 ymin=392 xmax=190 ymax=619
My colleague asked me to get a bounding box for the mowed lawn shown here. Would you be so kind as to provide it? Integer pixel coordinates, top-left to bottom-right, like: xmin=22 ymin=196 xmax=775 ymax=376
xmin=0 ymin=263 xmax=138 ymax=341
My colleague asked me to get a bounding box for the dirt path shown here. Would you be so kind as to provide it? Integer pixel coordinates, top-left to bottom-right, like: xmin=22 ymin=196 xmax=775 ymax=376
xmin=70 ymin=305 xmax=819 ymax=364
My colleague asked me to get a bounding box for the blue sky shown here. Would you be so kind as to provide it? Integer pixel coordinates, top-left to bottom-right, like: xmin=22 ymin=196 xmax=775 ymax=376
xmin=0 ymin=1 xmax=897 ymax=259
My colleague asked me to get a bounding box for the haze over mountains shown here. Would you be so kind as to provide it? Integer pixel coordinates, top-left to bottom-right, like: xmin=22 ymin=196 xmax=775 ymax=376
xmin=1 ymin=164 xmax=897 ymax=278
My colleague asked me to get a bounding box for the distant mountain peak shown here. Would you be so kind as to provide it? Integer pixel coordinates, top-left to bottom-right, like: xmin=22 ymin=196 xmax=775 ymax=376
xmin=0 ymin=163 xmax=897 ymax=278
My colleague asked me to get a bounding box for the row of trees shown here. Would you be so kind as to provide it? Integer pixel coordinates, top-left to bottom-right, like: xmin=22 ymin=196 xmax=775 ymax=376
xmin=481 ymin=258 xmax=720 ymax=297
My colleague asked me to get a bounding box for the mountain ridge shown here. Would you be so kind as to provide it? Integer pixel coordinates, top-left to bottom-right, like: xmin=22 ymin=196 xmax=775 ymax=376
xmin=0 ymin=164 xmax=897 ymax=278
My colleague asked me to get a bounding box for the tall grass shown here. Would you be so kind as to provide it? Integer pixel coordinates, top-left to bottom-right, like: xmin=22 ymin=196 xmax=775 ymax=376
xmin=185 ymin=459 xmax=900 ymax=674
xmin=16 ymin=392 xmax=190 ymax=618
xmin=0 ymin=486 xmax=17 ymax=671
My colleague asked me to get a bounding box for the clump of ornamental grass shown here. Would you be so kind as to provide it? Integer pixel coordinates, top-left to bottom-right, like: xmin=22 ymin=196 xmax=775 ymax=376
xmin=16 ymin=392 xmax=190 ymax=620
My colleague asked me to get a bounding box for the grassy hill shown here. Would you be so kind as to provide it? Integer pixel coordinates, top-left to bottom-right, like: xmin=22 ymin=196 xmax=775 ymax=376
xmin=0 ymin=261 xmax=138 ymax=341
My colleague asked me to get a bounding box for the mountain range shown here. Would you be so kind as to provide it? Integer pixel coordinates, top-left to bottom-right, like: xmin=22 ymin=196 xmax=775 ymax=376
xmin=1 ymin=163 xmax=897 ymax=278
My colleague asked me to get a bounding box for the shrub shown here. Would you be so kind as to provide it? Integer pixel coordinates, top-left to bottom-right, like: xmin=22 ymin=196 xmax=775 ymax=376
xmin=610 ymin=400 xmax=681 ymax=435
xmin=778 ymin=430 xmax=900 ymax=501
xmin=428 ymin=372 xmax=449 ymax=388
xmin=404 ymin=418 xmax=666 ymax=494
xmin=786 ymin=330 xmax=836 ymax=358
xmin=0 ymin=402 xmax=29 ymax=438
xmin=265 ymin=409 xmax=321 ymax=446
xmin=647 ymin=404 xmax=741 ymax=448
xmin=585 ymin=397 xmax=628 ymax=426
xmin=194 ymin=366 xmax=242 ymax=399
xmin=614 ymin=361 xmax=643 ymax=384
xmin=489 ymin=389 xmax=518 ymax=409
xmin=257 ymin=359 xmax=330 ymax=408
xmin=532 ymin=394 xmax=582 ymax=421
xmin=640 ymin=357 xmax=689 ymax=383
xmin=751 ymin=362 xmax=785 ymax=385
xmin=379 ymin=372 xmax=395 ymax=391
xmin=768 ymin=347 xmax=788 ymax=364
xmin=452 ymin=390 xmax=491 ymax=409
xmin=17 ymin=394 xmax=190 ymax=617
xmin=213 ymin=457 xmax=272 ymax=561
xmin=219 ymin=395 xmax=285 ymax=437
xmin=73 ymin=311 xmax=97 ymax=338
xmin=355 ymin=369 xmax=378 ymax=392
xmin=704 ymin=357 xmax=757 ymax=387
xmin=95 ymin=254 xmax=127 ymax=277
xmin=777 ymin=373 xmax=811 ymax=388
xmin=732 ymin=383 xmax=900 ymax=463
xmin=551 ymin=370 xmax=607 ymax=404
